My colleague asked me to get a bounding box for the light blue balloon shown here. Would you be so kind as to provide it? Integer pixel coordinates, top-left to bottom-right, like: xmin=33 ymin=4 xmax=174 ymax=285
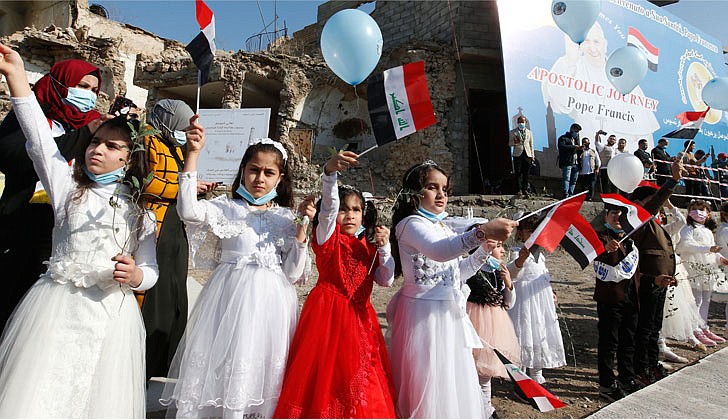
xmin=551 ymin=0 xmax=600 ymax=44
xmin=320 ymin=9 xmax=383 ymax=86
xmin=701 ymin=77 xmax=728 ymax=111
xmin=605 ymin=45 xmax=648 ymax=95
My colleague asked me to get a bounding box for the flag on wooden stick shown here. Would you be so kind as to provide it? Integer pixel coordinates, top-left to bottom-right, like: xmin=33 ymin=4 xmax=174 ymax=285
xmin=367 ymin=61 xmax=436 ymax=148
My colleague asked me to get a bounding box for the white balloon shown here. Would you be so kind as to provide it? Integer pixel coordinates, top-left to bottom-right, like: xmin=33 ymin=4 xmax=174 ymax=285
xmin=607 ymin=153 xmax=644 ymax=193
xmin=701 ymin=77 xmax=728 ymax=111
xmin=605 ymin=45 xmax=648 ymax=95
xmin=551 ymin=0 xmax=601 ymax=44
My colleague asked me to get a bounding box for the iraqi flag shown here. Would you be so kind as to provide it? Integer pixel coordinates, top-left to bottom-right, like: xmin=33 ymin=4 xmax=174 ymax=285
xmin=524 ymin=192 xmax=586 ymax=253
xmin=560 ymin=213 xmax=605 ymax=269
xmin=186 ymin=0 xmax=216 ymax=85
xmin=627 ymin=27 xmax=658 ymax=72
xmin=367 ymin=61 xmax=436 ymax=147
xmin=494 ymin=349 xmax=567 ymax=412
xmin=662 ymin=108 xmax=709 ymax=139
xmin=601 ymin=194 xmax=653 ymax=233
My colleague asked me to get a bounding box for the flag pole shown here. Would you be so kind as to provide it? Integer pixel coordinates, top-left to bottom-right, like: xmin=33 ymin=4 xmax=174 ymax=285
xmin=516 ymin=191 xmax=587 ymax=222
xmin=617 ymin=215 xmax=656 ymax=244
xmin=357 ymin=144 xmax=378 ymax=157
xmin=195 ymin=70 xmax=202 ymax=114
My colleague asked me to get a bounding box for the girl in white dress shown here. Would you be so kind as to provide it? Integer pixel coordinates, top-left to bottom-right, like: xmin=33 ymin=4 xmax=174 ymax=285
xmin=386 ymin=160 xmax=517 ymax=418
xmin=713 ymin=202 xmax=728 ymax=337
xmin=160 ymin=128 xmax=314 ymax=418
xmin=676 ymin=199 xmax=728 ymax=346
xmin=0 ymin=44 xmax=159 ymax=418
xmin=508 ymin=218 xmax=566 ymax=384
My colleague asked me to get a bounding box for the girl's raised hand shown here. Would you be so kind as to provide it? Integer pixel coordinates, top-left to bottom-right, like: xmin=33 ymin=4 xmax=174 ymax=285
xmin=500 ymin=263 xmax=513 ymax=290
xmin=0 ymin=43 xmax=31 ymax=97
xmin=374 ymin=226 xmax=390 ymax=247
xmin=325 ymin=151 xmax=359 ymax=175
xmin=479 ymin=218 xmax=517 ymax=242
xmin=184 ymin=115 xmax=205 ymax=154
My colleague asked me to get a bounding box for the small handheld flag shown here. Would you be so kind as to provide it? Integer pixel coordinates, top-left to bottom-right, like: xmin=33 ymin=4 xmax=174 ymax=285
xmin=524 ymin=192 xmax=587 ymax=253
xmin=186 ymin=0 xmax=216 ymax=86
xmin=600 ymin=193 xmax=652 ymax=233
xmin=494 ymin=348 xmax=567 ymax=413
xmin=560 ymin=214 xmax=605 ymax=269
xmin=662 ymin=108 xmax=709 ymax=139
xmin=365 ymin=61 xmax=436 ymax=155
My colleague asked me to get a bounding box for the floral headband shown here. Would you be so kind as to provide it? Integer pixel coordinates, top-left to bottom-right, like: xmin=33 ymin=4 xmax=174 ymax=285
xmin=250 ymin=137 xmax=288 ymax=163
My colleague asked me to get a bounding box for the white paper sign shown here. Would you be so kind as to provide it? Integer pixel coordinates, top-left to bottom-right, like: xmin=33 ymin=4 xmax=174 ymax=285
xmin=197 ymin=108 xmax=271 ymax=184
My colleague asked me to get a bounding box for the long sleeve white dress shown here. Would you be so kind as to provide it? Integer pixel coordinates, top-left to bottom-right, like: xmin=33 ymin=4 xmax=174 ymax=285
xmin=386 ymin=215 xmax=488 ymax=418
xmin=160 ymin=171 xmax=309 ymax=418
xmin=0 ymin=94 xmax=159 ymax=418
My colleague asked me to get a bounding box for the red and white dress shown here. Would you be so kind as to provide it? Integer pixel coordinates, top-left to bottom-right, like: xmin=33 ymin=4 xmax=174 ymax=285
xmin=274 ymin=172 xmax=396 ymax=418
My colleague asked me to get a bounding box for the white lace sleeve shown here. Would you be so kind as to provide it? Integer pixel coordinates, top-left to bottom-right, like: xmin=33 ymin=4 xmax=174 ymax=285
xmin=374 ymin=243 xmax=395 ymax=287
xmin=177 ymin=171 xmax=245 ymax=268
xmin=396 ymin=216 xmax=481 ymax=262
xmin=131 ymin=210 xmax=159 ymax=291
xmin=458 ymin=246 xmax=490 ymax=281
xmin=282 ymin=228 xmax=310 ymax=285
xmin=316 ymin=171 xmax=338 ymax=245
xmin=677 ymin=225 xmax=712 ymax=256
xmin=12 ymin=94 xmax=74 ymax=215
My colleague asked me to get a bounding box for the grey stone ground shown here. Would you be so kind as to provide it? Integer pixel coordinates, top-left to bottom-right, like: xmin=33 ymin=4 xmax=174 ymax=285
xmin=589 ymin=346 xmax=728 ymax=419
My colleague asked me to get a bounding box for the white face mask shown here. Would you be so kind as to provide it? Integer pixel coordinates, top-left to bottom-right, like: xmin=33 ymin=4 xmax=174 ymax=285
xmin=173 ymin=130 xmax=187 ymax=145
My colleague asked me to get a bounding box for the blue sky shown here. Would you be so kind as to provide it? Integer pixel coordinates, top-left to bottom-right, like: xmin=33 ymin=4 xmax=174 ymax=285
xmin=94 ymin=1 xmax=727 ymax=54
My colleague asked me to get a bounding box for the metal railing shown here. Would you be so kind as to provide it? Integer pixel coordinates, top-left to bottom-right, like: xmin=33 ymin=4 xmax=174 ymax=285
xmin=245 ymin=27 xmax=288 ymax=52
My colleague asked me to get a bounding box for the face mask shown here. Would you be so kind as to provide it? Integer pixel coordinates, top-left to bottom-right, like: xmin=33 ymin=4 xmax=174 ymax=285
xmin=236 ymin=184 xmax=278 ymax=206
xmin=416 ymin=207 xmax=448 ymax=223
xmin=485 ymin=255 xmax=501 ymax=271
xmin=604 ymin=222 xmax=624 ymax=234
xmin=689 ymin=209 xmax=708 ymax=223
xmin=354 ymin=225 xmax=366 ymax=237
xmin=571 ymin=131 xmax=579 ymax=139
xmin=64 ymin=87 xmax=97 ymax=113
xmin=83 ymin=165 xmax=125 ymax=185
xmin=518 ymin=123 xmax=526 ymax=130
xmin=173 ymin=130 xmax=187 ymax=146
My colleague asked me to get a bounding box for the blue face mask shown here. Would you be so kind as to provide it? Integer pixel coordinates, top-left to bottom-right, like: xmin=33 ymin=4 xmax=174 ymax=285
xmin=236 ymin=184 xmax=278 ymax=206
xmin=64 ymin=87 xmax=97 ymax=113
xmin=485 ymin=255 xmax=501 ymax=271
xmin=416 ymin=207 xmax=448 ymax=222
xmin=354 ymin=225 xmax=366 ymax=237
xmin=518 ymin=122 xmax=526 ymax=130
xmin=605 ymin=222 xmax=624 ymax=234
xmin=571 ymin=131 xmax=579 ymax=139
xmin=173 ymin=130 xmax=187 ymax=146
xmin=83 ymin=165 xmax=125 ymax=185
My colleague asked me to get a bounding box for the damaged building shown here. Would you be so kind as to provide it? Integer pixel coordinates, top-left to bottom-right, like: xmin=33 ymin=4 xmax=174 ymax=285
xmin=0 ymin=0 xmax=681 ymax=197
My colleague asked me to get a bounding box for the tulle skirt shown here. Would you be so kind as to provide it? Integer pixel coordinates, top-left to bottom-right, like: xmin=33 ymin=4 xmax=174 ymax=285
xmin=508 ymin=275 xmax=566 ymax=369
xmin=273 ymin=283 xmax=395 ymax=419
xmin=467 ymin=303 xmax=521 ymax=379
xmin=662 ymin=263 xmax=704 ymax=340
xmin=0 ymin=277 xmax=146 ymax=418
xmin=386 ymin=291 xmax=485 ymax=419
xmin=161 ymin=263 xmax=298 ymax=418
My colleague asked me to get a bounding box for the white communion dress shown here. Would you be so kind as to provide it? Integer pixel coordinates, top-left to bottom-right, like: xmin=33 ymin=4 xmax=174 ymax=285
xmin=386 ymin=215 xmax=488 ymax=419
xmin=507 ymin=248 xmax=566 ymax=370
xmin=160 ymin=171 xmax=309 ymax=418
xmin=0 ymin=94 xmax=158 ymax=418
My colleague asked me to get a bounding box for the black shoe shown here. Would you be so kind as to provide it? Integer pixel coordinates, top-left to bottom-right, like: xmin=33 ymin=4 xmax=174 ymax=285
xmin=637 ymin=369 xmax=656 ymax=386
xmin=619 ymin=378 xmax=644 ymax=395
xmin=599 ymin=382 xmax=627 ymax=402
xmin=653 ymin=363 xmax=669 ymax=380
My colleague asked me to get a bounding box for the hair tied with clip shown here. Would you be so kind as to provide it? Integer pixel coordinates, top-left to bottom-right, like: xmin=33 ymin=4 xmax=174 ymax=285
xmin=250 ymin=138 xmax=288 ymax=163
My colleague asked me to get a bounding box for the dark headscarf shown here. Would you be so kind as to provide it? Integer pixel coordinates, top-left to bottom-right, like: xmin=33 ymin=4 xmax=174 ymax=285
xmin=32 ymin=59 xmax=102 ymax=129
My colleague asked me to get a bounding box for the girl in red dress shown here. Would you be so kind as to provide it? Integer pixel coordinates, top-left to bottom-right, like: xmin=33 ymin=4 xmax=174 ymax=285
xmin=274 ymin=151 xmax=396 ymax=418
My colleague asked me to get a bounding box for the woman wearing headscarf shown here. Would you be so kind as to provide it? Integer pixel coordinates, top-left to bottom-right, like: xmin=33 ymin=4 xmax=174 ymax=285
xmin=0 ymin=58 xmax=103 ymax=332
xmin=140 ymin=99 xmax=216 ymax=380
